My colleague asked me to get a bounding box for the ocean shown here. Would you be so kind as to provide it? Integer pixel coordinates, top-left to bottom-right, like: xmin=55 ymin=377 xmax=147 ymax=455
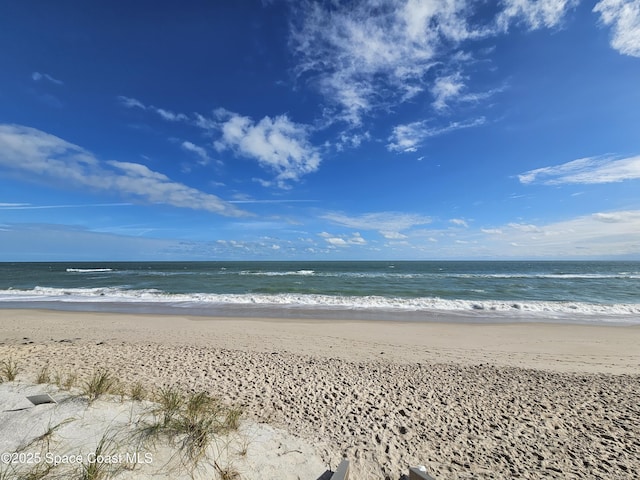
xmin=0 ymin=261 xmax=639 ymax=324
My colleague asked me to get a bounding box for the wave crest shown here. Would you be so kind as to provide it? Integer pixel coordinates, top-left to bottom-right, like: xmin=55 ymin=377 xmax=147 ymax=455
xmin=1 ymin=287 xmax=639 ymax=318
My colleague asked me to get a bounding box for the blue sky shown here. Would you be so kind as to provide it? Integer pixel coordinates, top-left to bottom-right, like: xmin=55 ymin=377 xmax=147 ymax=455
xmin=1 ymin=0 xmax=639 ymax=261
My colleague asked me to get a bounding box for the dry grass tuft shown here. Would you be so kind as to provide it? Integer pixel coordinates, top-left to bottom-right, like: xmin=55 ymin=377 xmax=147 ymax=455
xmin=35 ymin=364 xmax=50 ymax=384
xmin=82 ymin=369 xmax=118 ymax=403
xmin=129 ymin=382 xmax=146 ymax=401
xmin=0 ymin=357 xmax=20 ymax=382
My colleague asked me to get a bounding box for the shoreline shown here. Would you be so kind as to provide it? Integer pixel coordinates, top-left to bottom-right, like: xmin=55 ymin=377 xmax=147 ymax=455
xmin=2 ymin=308 xmax=640 ymax=479
xmin=1 ymin=300 xmax=639 ymax=326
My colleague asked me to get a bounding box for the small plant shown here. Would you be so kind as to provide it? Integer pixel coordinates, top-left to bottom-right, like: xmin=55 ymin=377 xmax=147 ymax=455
xmin=83 ymin=369 xmax=118 ymax=403
xmin=12 ymin=461 xmax=56 ymax=480
xmin=0 ymin=464 xmax=13 ymax=480
xmin=52 ymin=369 xmax=65 ymax=388
xmin=176 ymin=392 xmax=222 ymax=463
xmin=214 ymin=461 xmax=241 ymax=480
xmin=131 ymin=387 xmax=245 ymax=474
xmin=63 ymin=372 xmax=77 ymax=389
xmin=35 ymin=364 xmax=50 ymax=384
xmin=0 ymin=357 xmax=20 ymax=381
xmin=238 ymin=437 xmax=250 ymax=457
xmin=223 ymin=406 xmax=243 ymax=433
xmin=52 ymin=369 xmax=76 ymax=389
xmin=19 ymin=418 xmax=74 ymax=453
xmin=154 ymin=386 xmax=184 ymax=427
xmin=129 ymin=382 xmax=146 ymax=401
xmin=79 ymin=432 xmax=121 ymax=480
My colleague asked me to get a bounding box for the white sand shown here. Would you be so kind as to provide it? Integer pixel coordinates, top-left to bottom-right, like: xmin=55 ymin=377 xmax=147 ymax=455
xmin=1 ymin=309 xmax=640 ymax=479
xmin=0 ymin=382 xmax=327 ymax=480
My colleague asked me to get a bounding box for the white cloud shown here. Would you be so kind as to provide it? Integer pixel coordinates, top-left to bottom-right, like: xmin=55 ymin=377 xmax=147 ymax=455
xmin=349 ymin=232 xmax=367 ymax=245
xmin=322 ymin=211 xmax=431 ymax=237
xmin=326 ymin=237 xmax=348 ymax=247
xmin=431 ymin=73 xmax=466 ymax=111
xmin=450 ymin=218 xmax=469 ymax=227
xmin=592 ymin=212 xmax=628 ymax=223
xmin=323 ymin=211 xmax=432 ymax=231
xmin=319 ymin=231 xmax=367 ymax=247
xmin=181 ymin=141 xmax=210 ymax=164
xmin=387 ymin=117 xmax=486 ymax=152
xmin=432 ymin=72 xmax=505 ymax=112
xmin=118 ymin=97 xmax=321 ymax=185
xmin=336 ymin=131 xmax=371 ymax=151
xmin=0 ymin=202 xmax=131 ymax=210
xmin=497 ymin=0 xmax=579 ymax=30
xmin=289 ymin=0 xmax=484 ymax=125
xmin=482 ymin=210 xmax=640 ymax=257
xmin=32 ymin=72 xmax=64 ymax=86
xmin=0 ymin=124 xmax=249 ymax=217
xmin=594 ymin=0 xmax=640 ymax=57
xmin=386 ymin=122 xmax=426 ymax=153
xmin=518 ymin=155 xmax=640 ymax=185
xmin=506 ymin=223 xmax=543 ymax=233
xmin=155 ymin=108 xmax=189 ymax=122
xmin=288 ymin=0 xmax=579 ymax=126
xmin=368 ymin=210 xmax=640 ymax=258
xmin=381 ymin=231 xmax=408 ymax=240
xmin=214 ymin=111 xmax=321 ymax=188
xmin=117 ymin=95 xmax=146 ymax=109
xmin=117 ymin=99 xmax=321 ymax=186
xmin=117 ymin=96 xmax=189 ymax=122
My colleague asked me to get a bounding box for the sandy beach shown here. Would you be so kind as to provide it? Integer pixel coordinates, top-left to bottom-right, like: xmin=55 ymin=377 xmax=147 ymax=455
xmin=1 ymin=309 xmax=639 ymax=479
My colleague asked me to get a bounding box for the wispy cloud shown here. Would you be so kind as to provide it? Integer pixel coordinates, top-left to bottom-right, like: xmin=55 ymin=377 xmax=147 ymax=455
xmin=118 ymin=96 xmax=145 ymax=109
xmin=0 ymin=223 xmax=181 ymax=261
xmin=31 ymin=71 xmax=64 ymax=86
xmin=387 ymin=117 xmax=486 ymax=152
xmin=288 ymin=0 xmax=578 ymax=127
xmin=0 ymin=124 xmax=250 ymax=217
xmin=117 ymin=96 xmax=188 ymax=122
xmin=497 ymin=0 xmax=579 ymax=30
xmin=214 ymin=110 xmax=321 ymax=188
xmin=322 ymin=211 xmax=431 ymax=241
xmin=0 ymin=202 xmax=131 ymax=210
xmin=594 ymin=0 xmax=640 ymax=57
xmin=431 ymin=72 xmax=466 ymax=111
xmin=518 ymin=155 xmax=640 ymax=184
xmin=155 ymin=108 xmax=189 ymax=122
xmin=289 ymin=0 xmax=476 ymax=125
xmin=450 ymin=218 xmax=469 ymax=227
xmin=181 ymin=141 xmax=210 ymax=164
xmin=228 ymin=199 xmax=316 ymax=204
xmin=431 ymin=72 xmax=504 ymax=112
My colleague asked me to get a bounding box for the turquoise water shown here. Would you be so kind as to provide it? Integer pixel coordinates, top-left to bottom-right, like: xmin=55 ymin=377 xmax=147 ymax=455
xmin=1 ymin=261 xmax=639 ymax=323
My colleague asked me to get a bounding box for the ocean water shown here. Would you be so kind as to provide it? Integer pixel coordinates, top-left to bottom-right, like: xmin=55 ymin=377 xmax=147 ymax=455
xmin=0 ymin=261 xmax=639 ymax=324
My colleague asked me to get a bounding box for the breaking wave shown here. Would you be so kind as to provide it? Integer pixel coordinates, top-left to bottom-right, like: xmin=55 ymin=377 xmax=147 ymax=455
xmin=1 ymin=286 xmax=639 ymax=320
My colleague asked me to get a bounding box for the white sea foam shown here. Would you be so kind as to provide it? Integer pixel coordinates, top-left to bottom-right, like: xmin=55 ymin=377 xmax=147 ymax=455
xmin=239 ymin=270 xmax=316 ymax=276
xmin=451 ymin=273 xmax=640 ymax=279
xmin=66 ymin=268 xmax=113 ymax=273
xmin=231 ymin=271 xmax=640 ymax=280
xmin=1 ymin=287 xmax=639 ymax=320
